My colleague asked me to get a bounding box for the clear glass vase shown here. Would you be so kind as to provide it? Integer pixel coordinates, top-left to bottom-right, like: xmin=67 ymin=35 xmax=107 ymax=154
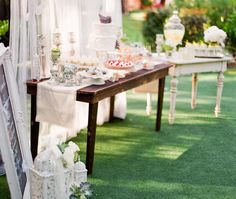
xmin=164 ymin=10 xmax=185 ymax=52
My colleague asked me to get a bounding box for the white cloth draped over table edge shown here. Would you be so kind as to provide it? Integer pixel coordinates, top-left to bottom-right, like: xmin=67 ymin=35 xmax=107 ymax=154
xmin=38 ymin=92 xmax=127 ymax=151
xmin=36 ymin=82 xmax=86 ymax=130
xmin=9 ymin=0 xmax=125 ymax=152
xmin=36 ymin=81 xmax=127 ymax=152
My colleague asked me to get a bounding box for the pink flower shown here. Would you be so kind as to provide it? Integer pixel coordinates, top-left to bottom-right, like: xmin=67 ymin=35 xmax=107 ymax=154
xmin=153 ymin=3 xmax=164 ymax=9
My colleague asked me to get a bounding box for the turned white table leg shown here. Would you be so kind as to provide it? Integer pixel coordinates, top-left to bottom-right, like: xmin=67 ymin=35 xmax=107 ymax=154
xmin=146 ymin=93 xmax=152 ymax=115
xmin=169 ymin=77 xmax=178 ymax=124
xmin=215 ymin=72 xmax=224 ymax=117
xmin=191 ymin=73 xmax=198 ymax=109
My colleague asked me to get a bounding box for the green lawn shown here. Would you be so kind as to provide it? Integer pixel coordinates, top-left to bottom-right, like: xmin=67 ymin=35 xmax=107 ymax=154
xmin=122 ymin=11 xmax=145 ymax=43
xmin=79 ymin=70 xmax=236 ymax=199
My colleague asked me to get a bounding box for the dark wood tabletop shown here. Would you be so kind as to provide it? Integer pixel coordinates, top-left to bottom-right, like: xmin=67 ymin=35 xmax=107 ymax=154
xmin=27 ymin=64 xmax=170 ymax=100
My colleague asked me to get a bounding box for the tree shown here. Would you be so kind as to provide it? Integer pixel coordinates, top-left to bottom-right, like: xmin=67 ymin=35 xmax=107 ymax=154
xmin=0 ymin=0 xmax=10 ymax=20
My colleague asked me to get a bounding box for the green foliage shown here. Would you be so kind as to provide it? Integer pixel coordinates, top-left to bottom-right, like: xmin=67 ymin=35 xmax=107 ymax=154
xmin=173 ymin=0 xmax=236 ymax=51
xmin=161 ymin=43 xmax=173 ymax=52
xmin=224 ymin=12 xmax=236 ymax=52
xmin=0 ymin=20 xmax=9 ymax=39
xmin=57 ymin=142 xmax=68 ymax=153
xmin=70 ymin=184 xmax=83 ymax=199
xmin=204 ymin=0 xmax=236 ymax=29
xmin=122 ymin=13 xmax=144 ymax=43
xmin=142 ymin=9 xmax=206 ymax=49
xmin=142 ymin=9 xmax=171 ymax=50
xmin=141 ymin=0 xmax=152 ymax=7
xmin=174 ymin=0 xmax=204 ymax=9
xmin=181 ymin=15 xmax=206 ymax=44
xmin=70 ymin=183 xmax=92 ymax=199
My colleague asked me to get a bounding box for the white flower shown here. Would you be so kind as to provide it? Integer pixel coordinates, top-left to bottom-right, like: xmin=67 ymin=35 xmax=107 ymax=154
xmin=204 ymin=26 xmax=227 ymax=47
xmin=68 ymin=141 xmax=80 ymax=153
xmin=62 ymin=147 xmax=75 ymax=168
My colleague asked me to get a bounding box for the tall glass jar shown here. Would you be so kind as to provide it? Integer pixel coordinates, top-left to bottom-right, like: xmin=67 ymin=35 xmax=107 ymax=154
xmin=164 ymin=10 xmax=185 ymax=51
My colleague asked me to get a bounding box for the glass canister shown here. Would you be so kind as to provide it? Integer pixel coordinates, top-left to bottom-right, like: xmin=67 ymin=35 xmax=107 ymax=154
xmin=164 ymin=10 xmax=185 ymax=50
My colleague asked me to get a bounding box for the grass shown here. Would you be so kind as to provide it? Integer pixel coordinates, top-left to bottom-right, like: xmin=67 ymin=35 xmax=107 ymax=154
xmin=122 ymin=11 xmax=145 ymax=43
xmin=76 ymin=70 xmax=236 ymax=199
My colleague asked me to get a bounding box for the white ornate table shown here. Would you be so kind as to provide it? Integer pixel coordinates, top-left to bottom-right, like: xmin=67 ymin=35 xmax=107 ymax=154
xmin=168 ymin=57 xmax=232 ymax=124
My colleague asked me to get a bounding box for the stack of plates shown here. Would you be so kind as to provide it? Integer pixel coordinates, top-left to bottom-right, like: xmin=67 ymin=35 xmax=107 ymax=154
xmin=79 ymin=67 xmax=112 ymax=85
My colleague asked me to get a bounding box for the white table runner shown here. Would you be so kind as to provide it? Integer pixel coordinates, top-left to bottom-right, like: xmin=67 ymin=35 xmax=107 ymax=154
xmin=36 ymin=82 xmax=89 ymax=130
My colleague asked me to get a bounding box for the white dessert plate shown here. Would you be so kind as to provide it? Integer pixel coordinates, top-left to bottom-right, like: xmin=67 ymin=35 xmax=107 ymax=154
xmin=80 ymin=71 xmax=103 ymax=79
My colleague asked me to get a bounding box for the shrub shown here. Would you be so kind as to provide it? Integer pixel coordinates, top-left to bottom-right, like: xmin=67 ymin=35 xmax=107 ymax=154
xmin=141 ymin=0 xmax=236 ymax=52
xmin=142 ymin=8 xmax=206 ymax=49
xmin=142 ymin=9 xmax=171 ymax=51
xmin=181 ymin=15 xmax=206 ymax=44
xmin=141 ymin=0 xmax=152 ymax=7
xmin=174 ymin=0 xmax=236 ymax=52
xmin=224 ymin=13 xmax=236 ymax=52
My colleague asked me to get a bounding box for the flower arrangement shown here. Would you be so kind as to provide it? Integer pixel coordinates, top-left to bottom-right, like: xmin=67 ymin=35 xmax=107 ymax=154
xmin=58 ymin=141 xmax=80 ymax=168
xmin=204 ymin=26 xmax=227 ymax=47
xmin=70 ymin=182 xmax=93 ymax=199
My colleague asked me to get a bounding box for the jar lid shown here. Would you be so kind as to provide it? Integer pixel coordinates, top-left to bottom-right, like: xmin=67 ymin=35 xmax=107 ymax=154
xmin=165 ymin=10 xmax=184 ymax=30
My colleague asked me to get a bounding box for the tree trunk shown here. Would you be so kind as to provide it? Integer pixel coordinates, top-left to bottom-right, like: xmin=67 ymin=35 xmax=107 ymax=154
xmin=160 ymin=0 xmax=166 ymax=6
xmin=0 ymin=0 xmax=10 ymax=20
xmin=121 ymin=0 xmax=125 ymax=13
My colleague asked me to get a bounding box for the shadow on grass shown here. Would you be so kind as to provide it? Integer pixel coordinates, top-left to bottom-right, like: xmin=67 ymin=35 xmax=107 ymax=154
xmin=84 ymin=117 xmax=236 ymax=198
xmin=75 ymin=71 xmax=236 ymax=198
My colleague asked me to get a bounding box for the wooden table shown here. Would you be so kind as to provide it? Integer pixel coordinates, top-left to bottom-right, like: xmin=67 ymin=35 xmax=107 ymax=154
xmin=26 ymin=63 xmax=172 ymax=175
xmin=168 ymin=57 xmax=232 ymax=124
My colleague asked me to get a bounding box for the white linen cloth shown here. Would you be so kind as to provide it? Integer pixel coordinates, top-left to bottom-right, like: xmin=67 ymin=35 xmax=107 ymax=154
xmin=38 ymin=94 xmax=127 ymax=152
xmin=36 ymin=82 xmax=87 ymax=130
xmin=36 ymin=80 xmax=127 ymax=151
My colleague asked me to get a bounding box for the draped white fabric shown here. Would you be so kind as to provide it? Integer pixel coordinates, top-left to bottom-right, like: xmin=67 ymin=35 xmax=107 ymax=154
xmin=10 ymin=0 xmax=126 ymax=149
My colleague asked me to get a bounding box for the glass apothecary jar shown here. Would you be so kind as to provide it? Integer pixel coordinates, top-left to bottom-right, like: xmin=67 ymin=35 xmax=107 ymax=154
xmin=164 ymin=10 xmax=185 ymax=50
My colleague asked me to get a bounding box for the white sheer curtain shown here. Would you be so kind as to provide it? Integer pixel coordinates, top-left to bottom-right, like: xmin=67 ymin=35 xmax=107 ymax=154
xmin=10 ymin=0 xmax=37 ymax=124
xmin=10 ymin=0 xmax=126 ymax=149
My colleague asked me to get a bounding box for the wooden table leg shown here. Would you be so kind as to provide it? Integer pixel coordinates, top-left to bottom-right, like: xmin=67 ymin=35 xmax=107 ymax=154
xmin=109 ymin=96 xmax=115 ymax=122
xmin=168 ymin=76 xmax=178 ymax=125
xmin=86 ymin=102 xmax=98 ymax=175
xmin=156 ymin=77 xmax=165 ymax=131
xmin=191 ymin=73 xmax=198 ymax=109
xmin=215 ymin=72 xmax=224 ymax=117
xmin=30 ymin=95 xmax=39 ymax=160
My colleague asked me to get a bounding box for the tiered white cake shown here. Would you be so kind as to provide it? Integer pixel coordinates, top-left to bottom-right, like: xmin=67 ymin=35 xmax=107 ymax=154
xmin=87 ymin=15 xmax=117 ymax=51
